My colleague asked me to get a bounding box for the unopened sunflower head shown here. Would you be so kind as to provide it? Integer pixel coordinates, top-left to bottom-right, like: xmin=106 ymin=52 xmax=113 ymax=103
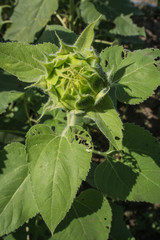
xmin=36 ymin=18 xmax=109 ymax=111
xmin=44 ymin=47 xmax=108 ymax=111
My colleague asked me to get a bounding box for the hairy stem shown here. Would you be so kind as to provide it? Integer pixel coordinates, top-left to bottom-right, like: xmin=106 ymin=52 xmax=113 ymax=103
xmin=94 ymin=39 xmax=112 ymax=45
xmin=92 ymin=149 xmax=107 ymax=157
xmin=55 ymin=12 xmax=67 ymax=28
xmin=67 ymin=111 xmax=82 ymax=126
xmin=93 ymin=149 xmax=119 ymax=157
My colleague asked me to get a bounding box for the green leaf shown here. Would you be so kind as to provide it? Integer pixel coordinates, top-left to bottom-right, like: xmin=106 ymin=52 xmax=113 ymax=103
xmin=41 ymin=108 xmax=67 ymax=135
xmin=74 ymin=16 xmax=101 ymax=51
xmin=26 ymin=124 xmax=92 ymax=233
xmin=87 ymin=95 xmax=123 ymax=150
xmin=0 ymin=91 xmax=23 ymax=114
xmin=0 ymin=143 xmax=38 ymax=237
xmin=53 ymin=189 xmax=112 ymax=240
xmin=80 ymin=0 xmax=104 ymax=24
xmin=89 ymin=0 xmax=141 ymax=21
xmin=109 ymin=202 xmax=135 ymax=240
xmin=95 ymin=157 xmax=137 ymax=200
xmin=95 ymin=123 xmax=160 ymax=203
xmin=86 ymin=162 xmax=98 ymax=188
xmin=0 ymin=70 xmax=28 ymax=92
xmin=100 ymin=47 xmax=160 ymax=104
xmin=100 ymin=45 xmax=123 ymax=81
xmin=38 ymin=25 xmax=77 ymax=45
xmin=110 ymin=14 xmax=145 ymax=37
xmin=4 ymin=0 xmax=58 ymax=43
xmin=0 ymin=42 xmax=58 ymax=83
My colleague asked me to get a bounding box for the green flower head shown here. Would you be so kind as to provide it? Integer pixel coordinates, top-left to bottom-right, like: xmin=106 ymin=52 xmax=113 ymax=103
xmin=46 ymin=47 xmax=108 ymax=111
xmin=37 ymin=18 xmax=109 ymax=111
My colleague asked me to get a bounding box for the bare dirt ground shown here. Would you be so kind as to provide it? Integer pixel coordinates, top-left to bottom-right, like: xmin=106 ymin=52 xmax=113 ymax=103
xmin=132 ymin=0 xmax=157 ymax=5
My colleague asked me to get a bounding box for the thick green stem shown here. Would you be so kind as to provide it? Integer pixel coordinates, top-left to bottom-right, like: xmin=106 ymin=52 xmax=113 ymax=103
xmin=67 ymin=111 xmax=82 ymax=126
xmin=93 ymin=149 xmax=119 ymax=157
xmin=92 ymin=149 xmax=106 ymax=157
xmin=62 ymin=111 xmax=83 ymax=136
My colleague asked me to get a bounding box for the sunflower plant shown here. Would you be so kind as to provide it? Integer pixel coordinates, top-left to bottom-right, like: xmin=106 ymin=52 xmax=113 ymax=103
xmin=0 ymin=15 xmax=160 ymax=240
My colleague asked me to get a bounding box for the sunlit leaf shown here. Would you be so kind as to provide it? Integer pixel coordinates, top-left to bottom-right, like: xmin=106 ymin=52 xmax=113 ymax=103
xmin=100 ymin=47 xmax=160 ymax=104
xmin=110 ymin=14 xmax=145 ymax=37
xmin=0 ymin=143 xmax=38 ymax=237
xmin=0 ymin=42 xmax=58 ymax=83
xmin=26 ymin=124 xmax=92 ymax=233
xmin=4 ymin=0 xmax=58 ymax=43
xmin=87 ymin=95 xmax=123 ymax=150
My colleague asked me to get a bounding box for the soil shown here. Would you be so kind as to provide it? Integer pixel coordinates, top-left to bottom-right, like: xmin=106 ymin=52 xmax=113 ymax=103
xmin=132 ymin=0 xmax=157 ymax=5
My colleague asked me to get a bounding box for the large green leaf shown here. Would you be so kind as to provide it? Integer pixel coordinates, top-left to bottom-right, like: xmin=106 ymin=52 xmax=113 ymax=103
xmin=100 ymin=47 xmax=160 ymax=104
xmin=95 ymin=123 xmax=160 ymax=203
xmin=80 ymin=0 xmax=103 ymax=24
xmin=4 ymin=0 xmax=58 ymax=43
xmin=110 ymin=14 xmax=145 ymax=37
xmin=74 ymin=16 xmax=100 ymax=51
xmin=0 ymin=42 xmax=58 ymax=83
xmin=0 ymin=143 xmax=38 ymax=237
xmin=90 ymin=0 xmax=141 ymax=20
xmin=26 ymin=124 xmax=92 ymax=233
xmin=53 ymin=189 xmax=112 ymax=240
xmin=87 ymin=95 xmax=123 ymax=150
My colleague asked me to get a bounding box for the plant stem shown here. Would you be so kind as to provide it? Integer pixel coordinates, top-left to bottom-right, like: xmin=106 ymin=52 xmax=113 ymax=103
xmin=55 ymin=12 xmax=67 ymax=28
xmin=24 ymin=93 xmax=32 ymax=127
xmin=62 ymin=111 xmax=83 ymax=136
xmin=0 ymin=130 xmax=26 ymax=135
xmin=92 ymin=149 xmax=107 ymax=157
xmin=69 ymin=0 xmax=74 ymax=30
xmin=94 ymin=39 xmax=112 ymax=45
xmin=93 ymin=149 xmax=119 ymax=157
xmin=67 ymin=111 xmax=82 ymax=126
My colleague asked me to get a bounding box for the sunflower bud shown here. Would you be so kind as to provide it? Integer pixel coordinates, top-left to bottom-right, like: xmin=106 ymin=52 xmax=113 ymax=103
xmin=44 ymin=47 xmax=107 ymax=111
xmin=36 ymin=18 xmax=109 ymax=111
